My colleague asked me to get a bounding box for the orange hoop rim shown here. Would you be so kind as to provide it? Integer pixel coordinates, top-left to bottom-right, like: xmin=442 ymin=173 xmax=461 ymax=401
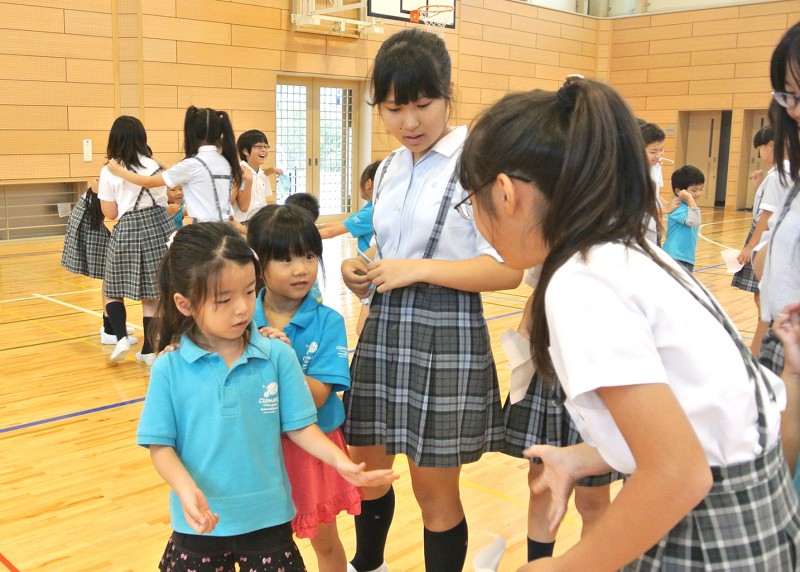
xmin=409 ymin=4 xmax=453 ymax=24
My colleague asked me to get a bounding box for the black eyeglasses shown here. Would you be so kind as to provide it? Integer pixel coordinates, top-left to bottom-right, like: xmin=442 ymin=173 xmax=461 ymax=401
xmin=453 ymin=173 xmax=533 ymax=222
xmin=773 ymin=91 xmax=799 ymax=109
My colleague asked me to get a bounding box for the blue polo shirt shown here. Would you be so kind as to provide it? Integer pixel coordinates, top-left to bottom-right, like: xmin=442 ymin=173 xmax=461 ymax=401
xmin=343 ymin=202 xmax=374 ymax=253
xmin=136 ymin=324 xmax=317 ymax=536
xmin=663 ymin=202 xmax=699 ymax=265
xmin=254 ymin=290 xmax=350 ymax=433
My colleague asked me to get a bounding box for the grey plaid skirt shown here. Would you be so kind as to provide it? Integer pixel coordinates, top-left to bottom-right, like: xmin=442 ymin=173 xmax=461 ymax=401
xmin=624 ymin=442 xmax=800 ymax=570
xmin=759 ymin=328 xmax=784 ymax=377
xmin=731 ymin=221 xmax=759 ymax=293
xmin=503 ymin=374 xmax=623 ymax=487
xmin=103 ymin=206 xmax=175 ymax=300
xmin=343 ymin=284 xmax=506 ymax=468
xmin=61 ymin=194 xmax=110 ymax=279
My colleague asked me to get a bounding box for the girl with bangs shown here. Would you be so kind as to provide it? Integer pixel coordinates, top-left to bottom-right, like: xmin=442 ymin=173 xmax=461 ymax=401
xmin=339 ymin=28 xmax=522 ymax=572
xmin=246 ymin=204 xmax=362 ymax=572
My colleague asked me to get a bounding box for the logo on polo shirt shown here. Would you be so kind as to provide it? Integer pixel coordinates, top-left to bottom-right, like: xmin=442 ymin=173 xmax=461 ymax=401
xmin=259 ymin=382 xmax=279 ymax=414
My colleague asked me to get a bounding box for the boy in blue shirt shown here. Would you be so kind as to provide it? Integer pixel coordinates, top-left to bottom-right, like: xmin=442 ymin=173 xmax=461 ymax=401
xmin=663 ymin=165 xmax=705 ymax=273
xmin=319 ymin=160 xmax=381 ymax=252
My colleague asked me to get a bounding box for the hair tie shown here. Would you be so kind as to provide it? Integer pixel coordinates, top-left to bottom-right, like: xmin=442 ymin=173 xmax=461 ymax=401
xmin=250 ymin=247 xmax=259 ymax=262
xmin=557 ymin=74 xmax=584 ymax=113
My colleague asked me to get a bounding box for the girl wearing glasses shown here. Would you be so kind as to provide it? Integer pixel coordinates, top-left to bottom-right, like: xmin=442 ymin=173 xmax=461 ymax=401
xmin=339 ymin=28 xmax=521 ymax=572
xmin=458 ymin=74 xmax=799 ymax=570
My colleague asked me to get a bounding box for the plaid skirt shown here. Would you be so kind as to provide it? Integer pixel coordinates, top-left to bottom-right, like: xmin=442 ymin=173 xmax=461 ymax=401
xmin=503 ymin=374 xmax=623 ymax=487
xmin=731 ymin=221 xmax=759 ymax=293
xmin=759 ymin=328 xmax=784 ymax=377
xmin=623 ymin=443 xmax=800 ymax=571
xmin=61 ymin=194 xmax=110 ymax=279
xmin=104 ymin=206 xmax=175 ymax=300
xmin=343 ymin=284 xmax=506 ymax=468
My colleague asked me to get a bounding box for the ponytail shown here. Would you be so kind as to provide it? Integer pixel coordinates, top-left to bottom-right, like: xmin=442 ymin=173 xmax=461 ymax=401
xmin=182 ymin=106 xmax=242 ymax=190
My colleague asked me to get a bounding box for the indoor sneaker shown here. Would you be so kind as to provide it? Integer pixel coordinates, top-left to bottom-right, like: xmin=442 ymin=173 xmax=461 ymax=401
xmin=100 ymin=326 xmax=138 ymax=345
xmin=135 ymin=352 xmax=156 ymax=366
xmin=109 ymin=337 xmax=131 ymax=362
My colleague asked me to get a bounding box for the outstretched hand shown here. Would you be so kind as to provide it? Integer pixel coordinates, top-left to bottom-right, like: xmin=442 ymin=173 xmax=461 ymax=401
xmin=523 ymin=445 xmax=579 ymax=533
xmin=336 ymin=460 xmax=399 ymax=488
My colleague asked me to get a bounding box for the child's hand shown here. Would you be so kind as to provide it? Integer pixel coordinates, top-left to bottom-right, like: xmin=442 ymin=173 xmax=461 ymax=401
xmin=335 ymin=460 xmax=399 ymax=488
xmin=677 ymin=189 xmax=692 ymax=202
xmin=258 ymin=326 xmax=290 ymax=345
xmin=750 ymin=169 xmax=764 ymax=187
xmin=166 ymin=203 xmax=181 ymax=216
xmin=106 ymin=159 xmax=124 ymax=177
xmin=664 ymin=196 xmax=681 ymax=213
xmin=342 ymin=257 xmax=373 ymax=298
xmin=158 ymin=343 xmax=180 ymax=355
xmin=523 ymin=444 xmax=579 ymax=533
xmin=176 ymin=485 xmax=219 ymax=534
xmin=774 ymin=303 xmax=800 ymax=377
xmin=737 ymin=245 xmax=753 ymax=265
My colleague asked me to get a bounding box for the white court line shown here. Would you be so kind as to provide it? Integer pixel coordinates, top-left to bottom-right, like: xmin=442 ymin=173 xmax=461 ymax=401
xmin=0 ymin=287 xmax=101 ymax=305
xmin=697 ymin=216 xmax=750 ymax=250
xmin=31 ymin=293 xmax=142 ymax=332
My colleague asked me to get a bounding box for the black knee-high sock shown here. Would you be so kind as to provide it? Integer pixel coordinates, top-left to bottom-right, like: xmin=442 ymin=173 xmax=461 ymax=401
xmin=527 ymin=538 xmax=555 ymax=561
xmin=424 ymin=518 xmax=468 ymax=572
xmin=102 ymin=314 xmax=113 ymax=334
xmin=105 ymin=301 xmax=128 ymax=341
xmin=350 ymin=487 xmax=395 ymax=571
xmin=141 ymin=317 xmax=154 ymax=354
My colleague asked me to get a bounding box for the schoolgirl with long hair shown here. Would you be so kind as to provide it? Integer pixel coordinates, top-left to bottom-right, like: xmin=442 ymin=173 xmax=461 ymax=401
xmin=107 ymin=106 xmax=242 ymax=223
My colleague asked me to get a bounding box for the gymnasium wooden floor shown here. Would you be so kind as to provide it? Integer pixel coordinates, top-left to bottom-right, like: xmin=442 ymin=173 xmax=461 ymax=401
xmin=0 ymin=207 xmax=759 ymax=571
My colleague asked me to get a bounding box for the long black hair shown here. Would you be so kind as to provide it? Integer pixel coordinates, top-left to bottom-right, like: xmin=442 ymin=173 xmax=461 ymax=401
xmin=183 ymin=106 xmax=243 ymax=190
xmin=771 ymin=21 xmax=800 ymax=184
xmin=106 ymin=116 xmax=151 ymax=171
xmin=459 ymin=78 xmax=664 ymax=380
xmin=153 ymin=222 xmax=259 ymax=351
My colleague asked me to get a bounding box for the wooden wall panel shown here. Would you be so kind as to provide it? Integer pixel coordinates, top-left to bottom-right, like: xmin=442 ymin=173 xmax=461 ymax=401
xmin=0 ymin=0 xmax=796 ymax=213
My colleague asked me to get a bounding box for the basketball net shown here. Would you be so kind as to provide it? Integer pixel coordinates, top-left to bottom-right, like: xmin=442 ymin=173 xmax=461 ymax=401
xmin=409 ymin=5 xmax=453 ymax=38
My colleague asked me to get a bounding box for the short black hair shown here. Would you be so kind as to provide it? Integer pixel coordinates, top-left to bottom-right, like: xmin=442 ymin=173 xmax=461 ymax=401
xmin=284 ymin=192 xmax=320 ymax=222
xmin=361 ymin=160 xmax=382 ymax=189
xmin=753 ymin=125 xmax=775 ymax=148
xmin=640 ymin=122 xmax=666 ymax=146
xmin=672 ymin=165 xmax=705 ymax=192
xmin=237 ymin=129 xmax=268 ymax=161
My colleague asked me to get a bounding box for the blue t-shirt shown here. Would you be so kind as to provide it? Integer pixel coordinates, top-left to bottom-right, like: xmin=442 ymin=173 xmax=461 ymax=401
xmin=254 ymin=289 xmax=350 ymax=433
xmin=136 ymin=325 xmax=317 ymax=536
xmin=171 ymin=198 xmax=185 ymax=229
xmin=663 ymin=202 xmax=699 ymax=265
xmin=343 ymin=202 xmax=374 ymax=253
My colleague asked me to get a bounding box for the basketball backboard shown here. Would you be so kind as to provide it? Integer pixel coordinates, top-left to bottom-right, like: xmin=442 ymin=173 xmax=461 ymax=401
xmin=367 ymin=0 xmax=456 ymax=29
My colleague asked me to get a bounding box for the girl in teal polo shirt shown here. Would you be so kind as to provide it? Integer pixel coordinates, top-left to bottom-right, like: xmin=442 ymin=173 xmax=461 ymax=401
xmin=137 ymin=222 xmax=397 ymax=572
xmin=247 ymin=204 xmax=360 ymax=572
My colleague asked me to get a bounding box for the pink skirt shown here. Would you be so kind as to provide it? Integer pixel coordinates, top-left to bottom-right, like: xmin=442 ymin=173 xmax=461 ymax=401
xmin=281 ymin=428 xmax=364 ymax=539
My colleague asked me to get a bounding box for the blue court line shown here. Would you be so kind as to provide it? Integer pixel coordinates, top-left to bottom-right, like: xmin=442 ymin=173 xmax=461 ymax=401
xmin=0 ymin=397 xmax=145 ymax=434
xmin=6 ymin=309 xmax=527 ymax=436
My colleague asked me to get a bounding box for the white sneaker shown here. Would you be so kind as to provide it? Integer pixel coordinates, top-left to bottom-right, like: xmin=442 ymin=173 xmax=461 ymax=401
xmin=100 ymin=326 xmax=138 ymax=345
xmin=347 ymin=563 xmax=388 ymax=572
xmin=110 ymin=337 xmax=131 ymax=362
xmin=135 ymin=352 xmax=156 ymax=366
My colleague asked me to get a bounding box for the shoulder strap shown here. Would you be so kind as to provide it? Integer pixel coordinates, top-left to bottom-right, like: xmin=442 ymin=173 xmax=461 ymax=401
xmin=195 ymin=157 xmax=232 ymax=221
xmin=421 ymin=169 xmax=460 ymax=260
xmin=372 ymin=153 xmax=397 ymax=261
xmin=132 ymin=167 xmax=163 ymax=210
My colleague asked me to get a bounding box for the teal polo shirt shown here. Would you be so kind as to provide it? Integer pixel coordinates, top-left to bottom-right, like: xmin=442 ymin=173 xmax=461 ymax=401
xmin=254 ymin=290 xmax=350 ymax=433
xmin=136 ymin=324 xmax=317 ymax=536
xmin=343 ymin=202 xmax=374 ymax=253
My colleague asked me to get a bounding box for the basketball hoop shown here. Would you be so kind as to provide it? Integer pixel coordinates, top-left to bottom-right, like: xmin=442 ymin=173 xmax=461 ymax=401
xmin=409 ymin=4 xmax=453 ymax=37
